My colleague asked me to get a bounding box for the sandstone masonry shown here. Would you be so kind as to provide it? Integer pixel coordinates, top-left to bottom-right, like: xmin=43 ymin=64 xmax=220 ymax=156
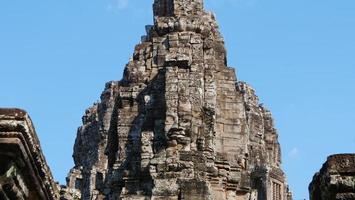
xmin=61 ymin=0 xmax=293 ymax=199
xmin=309 ymin=154 xmax=355 ymax=200
xmin=2 ymin=1 xmax=354 ymax=200
xmin=0 ymin=109 xmax=59 ymax=200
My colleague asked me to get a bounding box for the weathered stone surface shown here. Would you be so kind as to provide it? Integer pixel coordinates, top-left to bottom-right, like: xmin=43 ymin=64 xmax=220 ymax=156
xmin=63 ymin=0 xmax=292 ymax=199
xmin=309 ymin=154 xmax=355 ymax=200
xmin=0 ymin=108 xmax=59 ymax=200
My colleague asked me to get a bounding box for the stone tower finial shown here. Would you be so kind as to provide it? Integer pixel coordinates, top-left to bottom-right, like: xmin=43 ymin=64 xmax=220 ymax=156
xmin=153 ymin=0 xmax=204 ymax=17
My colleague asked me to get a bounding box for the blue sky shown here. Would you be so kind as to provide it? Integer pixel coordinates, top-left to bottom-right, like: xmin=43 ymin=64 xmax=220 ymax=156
xmin=1 ymin=0 xmax=355 ymax=199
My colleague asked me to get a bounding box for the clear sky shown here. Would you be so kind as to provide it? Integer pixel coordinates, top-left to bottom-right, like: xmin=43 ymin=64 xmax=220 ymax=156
xmin=1 ymin=0 xmax=354 ymax=199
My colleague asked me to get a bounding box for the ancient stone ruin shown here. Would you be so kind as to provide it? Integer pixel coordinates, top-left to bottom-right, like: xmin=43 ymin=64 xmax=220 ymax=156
xmin=0 ymin=109 xmax=59 ymax=200
xmin=6 ymin=0 xmax=355 ymax=200
xmin=309 ymin=154 xmax=355 ymax=200
xmin=61 ymin=0 xmax=293 ymax=199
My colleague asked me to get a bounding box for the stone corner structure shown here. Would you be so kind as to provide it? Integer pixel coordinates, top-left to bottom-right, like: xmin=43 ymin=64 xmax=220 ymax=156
xmin=62 ymin=0 xmax=293 ymax=199
xmin=309 ymin=154 xmax=355 ymax=200
xmin=0 ymin=108 xmax=59 ymax=200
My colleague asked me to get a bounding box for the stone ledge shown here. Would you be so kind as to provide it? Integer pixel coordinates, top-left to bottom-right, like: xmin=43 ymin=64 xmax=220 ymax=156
xmin=0 ymin=108 xmax=59 ymax=200
xmin=309 ymin=154 xmax=355 ymax=200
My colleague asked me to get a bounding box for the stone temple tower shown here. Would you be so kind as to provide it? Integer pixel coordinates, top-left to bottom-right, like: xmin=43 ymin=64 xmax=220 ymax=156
xmin=60 ymin=0 xmax=293 ymax=199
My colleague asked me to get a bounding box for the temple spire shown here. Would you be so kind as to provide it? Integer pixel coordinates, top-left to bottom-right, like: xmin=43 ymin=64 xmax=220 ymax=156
xmin=153 ymin=0 xmax=204 ymax=17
